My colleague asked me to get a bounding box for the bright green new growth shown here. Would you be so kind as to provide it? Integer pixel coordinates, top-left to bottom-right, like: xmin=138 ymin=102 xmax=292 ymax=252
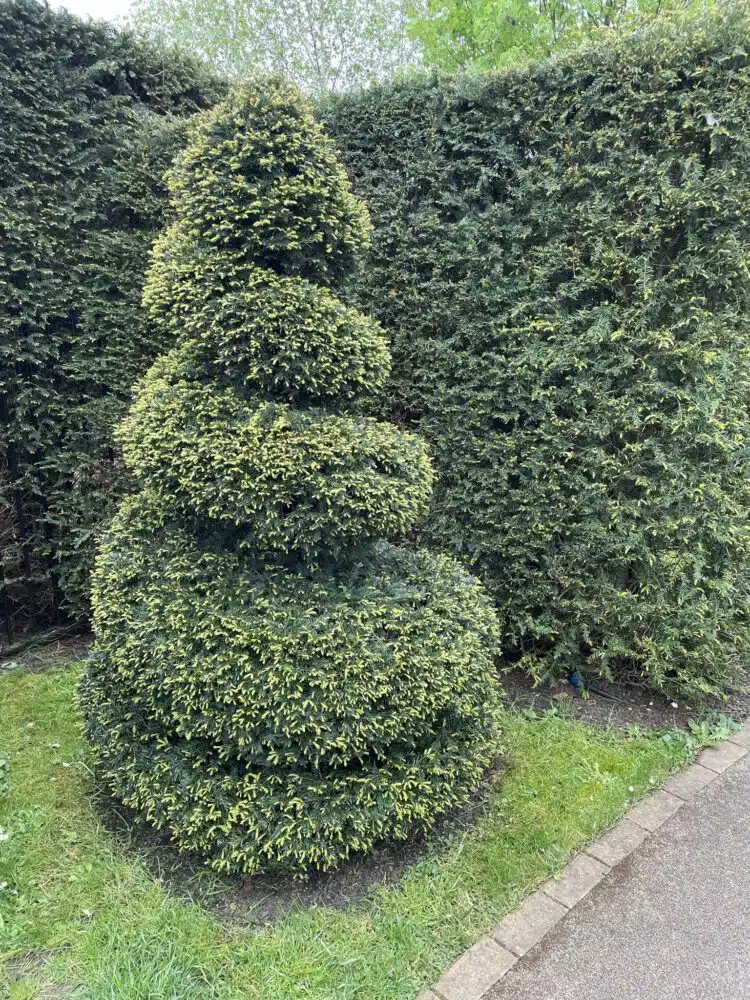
xmin=81 ymin=80 xmax=501 ymax=875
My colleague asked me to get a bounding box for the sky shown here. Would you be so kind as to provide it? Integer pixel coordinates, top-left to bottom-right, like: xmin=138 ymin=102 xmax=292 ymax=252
xmin=51 ymin=0 xmax=132 ymax=23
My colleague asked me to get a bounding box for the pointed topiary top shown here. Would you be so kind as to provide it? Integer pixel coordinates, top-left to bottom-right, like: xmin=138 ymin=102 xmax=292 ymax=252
xmin=160 ymin=80 xmax=371 ymax=285
xmin=122 ymin=78 xmax=434 ymax=561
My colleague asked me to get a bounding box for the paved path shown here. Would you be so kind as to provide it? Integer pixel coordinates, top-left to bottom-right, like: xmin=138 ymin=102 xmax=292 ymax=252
xmin=485 ymin=753 xmax=750 ymax=1000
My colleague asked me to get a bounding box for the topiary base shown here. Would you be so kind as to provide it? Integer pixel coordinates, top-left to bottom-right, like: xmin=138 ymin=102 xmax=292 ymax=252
xmin=81 ymin=496 xmax=501 ymax=875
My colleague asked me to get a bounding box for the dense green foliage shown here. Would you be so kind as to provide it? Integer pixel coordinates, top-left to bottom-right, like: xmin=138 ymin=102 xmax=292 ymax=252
xmin=7 ymin=0 xmax=748 ymax=702
xmin=81 ymin=80 xmax=501 ymax=875
xmin=322 ymin=7 xmax=750 ymax=696
xmin=0 ymin=0 xmax=223 ymax=634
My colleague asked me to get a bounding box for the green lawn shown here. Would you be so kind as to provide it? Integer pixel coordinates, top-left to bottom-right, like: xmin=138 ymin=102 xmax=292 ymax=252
xmin=1 ymin=662 xmax=692 ymax=1000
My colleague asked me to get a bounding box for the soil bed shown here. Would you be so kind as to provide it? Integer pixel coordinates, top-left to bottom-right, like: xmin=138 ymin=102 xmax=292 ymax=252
xmin=501 ymin=668 xmax=750 ymax=732
xmin=0 ymin=631 xmax=91 ymax=676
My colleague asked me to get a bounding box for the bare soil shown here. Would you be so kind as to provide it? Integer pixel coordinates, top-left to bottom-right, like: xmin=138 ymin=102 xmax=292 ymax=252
xmin=500 ymin=668 xmax=750 ymax=733
xmin=0 ymin=631 xmax=91 ymax=677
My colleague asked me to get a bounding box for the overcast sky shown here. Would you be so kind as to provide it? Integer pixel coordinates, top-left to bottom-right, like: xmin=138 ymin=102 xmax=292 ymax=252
xmin=51 ymin=0 xmax=132 ymax=23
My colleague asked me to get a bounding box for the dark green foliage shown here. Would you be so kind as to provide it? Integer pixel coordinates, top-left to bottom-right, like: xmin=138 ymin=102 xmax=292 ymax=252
xmin=143 ymin=251 xmax=391 ymax=404
xmin=81 ymin=79 xmax=501 ymax=875
xmin=83 ymin=497 xmax=499 ymax=874
xmin=0 ymin=0 xmax=223 ymax=633
xmin=321 ymin=8 xmax=750 ymax=696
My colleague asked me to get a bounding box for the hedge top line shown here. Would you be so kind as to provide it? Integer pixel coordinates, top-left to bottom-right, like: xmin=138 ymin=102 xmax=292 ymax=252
xmin=323 ymin=4 xmax=750 ymax=103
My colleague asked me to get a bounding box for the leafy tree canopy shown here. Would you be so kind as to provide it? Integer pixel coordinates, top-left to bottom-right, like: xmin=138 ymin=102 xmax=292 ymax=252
xmin=129 ymin=0 xmax=420 ymax=95
xmin=407 ymin=0 xmax=716 ymax=70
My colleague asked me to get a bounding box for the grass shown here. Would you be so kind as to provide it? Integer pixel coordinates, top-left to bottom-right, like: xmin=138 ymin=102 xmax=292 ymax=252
xmin=0 ymin=661 xmax=693 ymax=1000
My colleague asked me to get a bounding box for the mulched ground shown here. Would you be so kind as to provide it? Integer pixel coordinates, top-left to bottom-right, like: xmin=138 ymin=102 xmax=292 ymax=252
xmin=0 ymin=631 xmax=91 ymax=677
xmin=500 ymin=668 xmax=750 ymax=733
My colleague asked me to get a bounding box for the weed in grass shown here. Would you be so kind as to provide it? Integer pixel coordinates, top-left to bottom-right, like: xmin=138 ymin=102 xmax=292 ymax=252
xmin=686 ymin=712 xmax=741 ymax=747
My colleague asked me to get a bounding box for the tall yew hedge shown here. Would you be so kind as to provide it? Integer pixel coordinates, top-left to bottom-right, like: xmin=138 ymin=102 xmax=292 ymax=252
xmin=3 ymin=3 xmax=748 ymax=698
xmin=0 ymin=0 xmax=222 ymax=635
xmin=322 ymin=8 xmax=750 ymax=696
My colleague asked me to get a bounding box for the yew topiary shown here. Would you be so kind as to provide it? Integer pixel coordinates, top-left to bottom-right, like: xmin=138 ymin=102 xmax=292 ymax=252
xmin=80 ymin=80 xmax=502 ymax=876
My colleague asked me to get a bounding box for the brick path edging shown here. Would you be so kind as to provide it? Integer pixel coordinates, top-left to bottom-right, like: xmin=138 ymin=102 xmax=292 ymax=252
xmin=419 ymin=719 xmax=750 ymax=1000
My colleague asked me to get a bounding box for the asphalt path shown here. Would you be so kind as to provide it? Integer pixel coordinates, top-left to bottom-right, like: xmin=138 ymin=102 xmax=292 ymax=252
xmin=486 ymin=754 xmax=750 ymax=1000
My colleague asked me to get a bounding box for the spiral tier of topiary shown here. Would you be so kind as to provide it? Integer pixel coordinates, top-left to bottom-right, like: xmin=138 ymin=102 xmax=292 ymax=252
xmin=80 ymin=79 xmax=502 ymax=875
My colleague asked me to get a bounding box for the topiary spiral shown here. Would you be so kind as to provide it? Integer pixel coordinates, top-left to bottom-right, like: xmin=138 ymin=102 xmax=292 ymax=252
xmin=80 ymin=80 xmax=502 ymax=876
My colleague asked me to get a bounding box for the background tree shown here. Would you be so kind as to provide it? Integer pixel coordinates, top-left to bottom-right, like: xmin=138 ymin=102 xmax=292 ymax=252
xmin=129 ymin=0 xmax=420 ymax=95
xmin=407 ymin=0 xmax=715 ymax=70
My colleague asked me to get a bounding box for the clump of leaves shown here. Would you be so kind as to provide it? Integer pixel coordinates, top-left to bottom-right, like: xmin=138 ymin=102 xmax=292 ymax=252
xmin=687 ymin=712 xmax=741 ymax=747
xmin=659 ymin=711 xmax=741 ymax=754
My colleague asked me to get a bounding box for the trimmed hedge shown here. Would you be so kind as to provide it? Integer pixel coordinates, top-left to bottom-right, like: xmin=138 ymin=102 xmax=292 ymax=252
xmin=81 ymin=80 xmax=501 ymax=875
xmin=322 ymin=8 xmax=750 ymax=696
xmin=0 ymin=0 xmax=223 ymax=634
